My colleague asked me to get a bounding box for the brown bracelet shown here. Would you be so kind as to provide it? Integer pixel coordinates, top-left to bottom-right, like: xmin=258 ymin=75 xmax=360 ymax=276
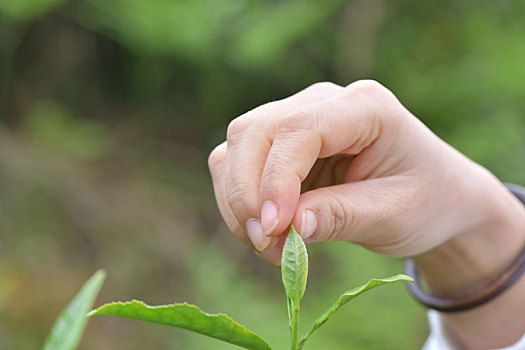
xmin=405 ymin=183 xmax=525 ymax=312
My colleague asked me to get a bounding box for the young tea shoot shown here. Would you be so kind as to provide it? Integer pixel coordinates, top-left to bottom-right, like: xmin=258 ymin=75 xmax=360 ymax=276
xmin=281 ymin=225 xmax=308 ymax=349
xmin=280 ymin=226 xmax=412 ymax=349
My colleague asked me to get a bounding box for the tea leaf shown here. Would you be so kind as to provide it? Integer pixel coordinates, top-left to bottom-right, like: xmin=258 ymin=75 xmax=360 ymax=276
xmin=281 ymin=225 xmax=308 ymax=304
xmin=281 ymin=225 xmax=308 ymax=350
xmin=88 ymin=300 xmax=271 ymax=350
xmin=43 ymin=269 xmax=106 ymax=350
xmin=298 ymin=274 xmax=413 ymax=349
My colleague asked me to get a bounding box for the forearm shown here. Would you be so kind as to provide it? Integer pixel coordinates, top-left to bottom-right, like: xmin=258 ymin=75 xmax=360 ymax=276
xmin=414 ymin=173 xmax=525 ymax=349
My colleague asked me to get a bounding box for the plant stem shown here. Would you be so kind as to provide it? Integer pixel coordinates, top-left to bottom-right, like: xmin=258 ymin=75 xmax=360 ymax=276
xmin=297 ymin=336 xmax=306 ymax=350
xmin=290 ymin=301 xmax=300 ymax=350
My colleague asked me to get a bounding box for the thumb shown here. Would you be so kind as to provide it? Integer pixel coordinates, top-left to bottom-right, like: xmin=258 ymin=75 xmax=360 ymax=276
xmin=291 ymin=177 xmax=419 ymax=256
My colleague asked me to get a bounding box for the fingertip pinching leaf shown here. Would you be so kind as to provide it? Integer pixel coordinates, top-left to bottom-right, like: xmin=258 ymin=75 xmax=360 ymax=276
xmin=298 ymin=274 xmax=413 ymax=349
xmin=88 ymin=300 xmax=271 ymax=350
xmin=44 ymin=269 xmax=106 ymax=350
xmin=281 ymin=225 xmax=308 ymax=304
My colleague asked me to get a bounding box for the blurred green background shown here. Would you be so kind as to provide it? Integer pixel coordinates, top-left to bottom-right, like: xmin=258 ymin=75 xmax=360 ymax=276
xmin=1 ymin=0 xmax=524 ymax=349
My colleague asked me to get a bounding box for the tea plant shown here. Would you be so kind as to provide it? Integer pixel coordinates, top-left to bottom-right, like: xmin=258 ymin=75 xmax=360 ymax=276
xmin=278 ymin=227 xmax=412 ymax=350
xmin=44 ymin=270 xmax=105 ymax=350
xmin=43 ymin=226 xmax=412 ymax=349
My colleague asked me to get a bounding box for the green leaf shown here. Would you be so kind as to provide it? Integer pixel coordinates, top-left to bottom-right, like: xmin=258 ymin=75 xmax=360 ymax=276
xmin=298 ymin=274 xmax=413 ymax=349
xmin=88 ymin=300 xmax=271 ymax=350
xmin=281 ymin=225 xmax=308 ymax=350
xmin=43 ymin=269 xmax=106 ymax=350
xmin=281 ymin=225 xmax=308 ymax=304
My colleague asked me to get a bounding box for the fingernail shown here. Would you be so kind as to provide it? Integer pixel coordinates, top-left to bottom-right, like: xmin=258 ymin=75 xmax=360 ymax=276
xmin=246 ymin=219 xmax=272 ymax=252
xmin=300 ymin=210 xmax=317 ymax=239
xmin=261 ymin=201 xmax=278 ymax=236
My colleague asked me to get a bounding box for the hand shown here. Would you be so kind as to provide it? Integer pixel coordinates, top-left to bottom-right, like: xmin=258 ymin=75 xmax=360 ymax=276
xmin=208 ymin=80 xmax=521 ymax=264
xmin=208 ymin=80 xmax=525 ymax=348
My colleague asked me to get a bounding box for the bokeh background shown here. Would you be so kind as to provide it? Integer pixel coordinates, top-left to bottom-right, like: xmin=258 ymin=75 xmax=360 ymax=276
xmin=1 ymin=0 xmax=525 ymax=349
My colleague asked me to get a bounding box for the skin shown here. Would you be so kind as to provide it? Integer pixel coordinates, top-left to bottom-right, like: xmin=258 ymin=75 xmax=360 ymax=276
xmin=208 ymin=80 xmax=525 ymax=349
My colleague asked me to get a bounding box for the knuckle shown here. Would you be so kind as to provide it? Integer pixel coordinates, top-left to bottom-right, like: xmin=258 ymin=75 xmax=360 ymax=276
xmin=306 ymin=81 xmax=340 ymax=93
xmin=207 ymin=144 xmax=226 ymax=171
xmin=226 ymin=117 xmax=252 ymax=143
xmin=344 ymin=80 xmax=399 ymax=124
xmin=226 ymin=182 xmax=252 ymax=215
xmin=326 ymin=193 xmax=353 ymax=240
xmin=348 ymin=79 xmax=387 ymax=96
xmin=346 ymin=80 xmax=397 ymax=108
xmin=278 ymin=109 xmax=317 ymax=134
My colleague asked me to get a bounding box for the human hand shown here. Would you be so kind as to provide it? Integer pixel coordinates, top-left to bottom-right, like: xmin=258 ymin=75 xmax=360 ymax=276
xmin=208 ymin=80 xmax=523 ymax=267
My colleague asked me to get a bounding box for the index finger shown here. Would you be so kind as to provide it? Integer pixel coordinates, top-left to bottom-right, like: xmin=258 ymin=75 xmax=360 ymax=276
xmin=224 ymin=82 xmax=344 ymax=242
xmin=259 ymin=80 xmax=401 ymax=236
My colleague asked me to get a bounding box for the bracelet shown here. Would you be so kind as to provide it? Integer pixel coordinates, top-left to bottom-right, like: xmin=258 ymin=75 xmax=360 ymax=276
xmin=405 ymin=183 xmax=525 ymax=313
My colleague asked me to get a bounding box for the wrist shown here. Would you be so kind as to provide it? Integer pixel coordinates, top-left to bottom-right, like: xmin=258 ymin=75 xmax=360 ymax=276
xmin=413 ymin=173 xmax=525 ymax=296
xmin=412 ymin=178 xmax=525 ymax=349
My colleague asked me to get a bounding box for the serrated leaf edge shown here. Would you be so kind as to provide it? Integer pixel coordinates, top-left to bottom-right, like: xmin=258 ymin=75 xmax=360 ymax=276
xmin=87 ymin=299 xmax=271 ymax=350
xmin=88 ymin=300 xmax=250 ymax=325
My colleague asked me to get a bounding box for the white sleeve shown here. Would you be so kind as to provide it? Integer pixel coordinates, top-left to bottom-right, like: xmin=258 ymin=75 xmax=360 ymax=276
xmin=423 ymin=310 xmax=525 ymax=350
